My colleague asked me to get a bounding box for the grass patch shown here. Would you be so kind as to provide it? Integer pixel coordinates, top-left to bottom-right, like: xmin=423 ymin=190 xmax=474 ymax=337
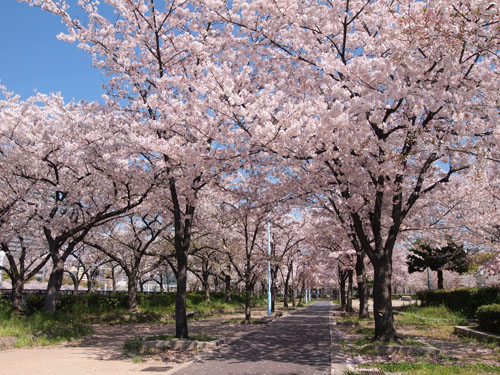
xmin=0 ymin=306 xmax=92 ymax=347
xmin=357 ymin=362 xmax=500 ymax=374
xmin=0 ymin=291 xmax=263 ymax=348
xmin=396 ymin=305 xmax=468 ymax=326
xmin=394 ymin=305 xmax=471 ymax=340
xmin=123 ymin=337 xmax=144 ymax=354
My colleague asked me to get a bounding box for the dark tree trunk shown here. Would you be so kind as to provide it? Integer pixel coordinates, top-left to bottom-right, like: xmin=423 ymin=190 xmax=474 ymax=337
xmin=159 ymin=273 xmax=164 ymax=293
xmin=66 ymin=271 xmax=79 ymax=294
xmin=11 ymin=278 xmax=24 ymax=313
xmin=339 ymin=267 xmax=347 ymax=311
xmin=203 ymin=276 xmax=211 ymax=303
xmin=127 ymin=275 xmax=138 ymax=311
xmin=204 ymin=285 xmax=210 ymax=303
xmin=260 ymin=279 xmax=266 ymax=298
xmin=244 ymin=281 xmax=253 ymax=322
xmin=283 ymin=284 xmax=289 ymax=308
xmin=170 ymin=176 xmax=196 ymax=340
xmin=291 ymin=286 xmax=296 ymax=307
xmin=175 ymin=248 xmax=188 ymax=338
xmin=346 ymin=269 xmax=354 ymax=313
xmin=298 ymin=279 xmax=305 ymax=305
xmin=283 ymin=263 xmax=292 ymax=308
xmin=224 ymin=274 xmax=231 ymax=302
xmin=213 ymin=274 xmax=219 ymax=291
xmin=356 ymin=252 xmax=370 ymax=318
xmin=44 ymin=260 xmax=65 ymax=313
xmin=270 ymin=267 xmax=278 ymax=313
xmin=372 ymin=260 xmax=397 ymax=341
xmin=86 ymin=272 xmax=92 ymax=293
xmin=111 ymin=267 xmax=117 ymax=292
xmin=437 ymin=269 xmax=444 ymax=289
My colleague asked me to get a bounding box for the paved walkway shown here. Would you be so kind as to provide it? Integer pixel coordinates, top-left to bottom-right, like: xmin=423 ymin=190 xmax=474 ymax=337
xmin=174 ymin=301 xmax=344 ymax=375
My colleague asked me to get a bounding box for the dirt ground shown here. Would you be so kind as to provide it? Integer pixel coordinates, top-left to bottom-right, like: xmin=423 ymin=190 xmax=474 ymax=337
xmin=0 ymin=313 xmax=269 ymax=375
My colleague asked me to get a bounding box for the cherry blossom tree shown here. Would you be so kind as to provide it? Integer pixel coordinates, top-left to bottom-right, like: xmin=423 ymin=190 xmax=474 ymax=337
xmin=0 ymin=91 xmax=161 ymax=312
xmin=65 ymin=243 xmax=111 ymax=293
xmin=202 ymin=0 xmax=500 ymax=340
xmin=22 ymin=0 xmax=252 ymax=338
xmin=86 ymin=211 xmax=170 ymax=310
xmin=270 ymin=214 xmax=306 ymax=308
xmin=0 ymin=237 xmax=50 ymax=312
xmin=20 ymin=0 xmax=500 ymax=341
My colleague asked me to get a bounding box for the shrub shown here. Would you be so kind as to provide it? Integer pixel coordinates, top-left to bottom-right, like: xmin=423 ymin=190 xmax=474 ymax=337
xmin=476 ymin=304 xmax=500 ymax=335
xmin=417 ymin=287 xmax=500 ymax=317
xmin=19 ymin=290 xmax=251 ymax=315
xmin=0 ymin=295 xmax=12 ymax=316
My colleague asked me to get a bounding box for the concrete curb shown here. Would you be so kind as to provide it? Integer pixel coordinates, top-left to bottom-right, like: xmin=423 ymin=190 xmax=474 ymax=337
xmin=454 ymin=326 xmax=500 ymax=344
xmin=143 ymin=338 xmax=226 ymax=352
xmin=329 ymin=304 xmax=347 ymax=375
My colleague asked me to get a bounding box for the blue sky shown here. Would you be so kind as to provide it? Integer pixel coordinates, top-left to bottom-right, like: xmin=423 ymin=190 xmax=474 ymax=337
xmin=0 ymin=2 xmax=104 ymax=102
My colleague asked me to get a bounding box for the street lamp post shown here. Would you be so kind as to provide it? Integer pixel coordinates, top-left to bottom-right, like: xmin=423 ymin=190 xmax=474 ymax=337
xmin=305 ymin=279 xmax=309 ymax=304
xmin=267 ymin=214 xmax=272 ymax=317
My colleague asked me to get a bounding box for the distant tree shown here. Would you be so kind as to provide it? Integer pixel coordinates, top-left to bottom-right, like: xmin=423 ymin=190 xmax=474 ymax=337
xmin=407 ymin=240 xmax=470 ymax=289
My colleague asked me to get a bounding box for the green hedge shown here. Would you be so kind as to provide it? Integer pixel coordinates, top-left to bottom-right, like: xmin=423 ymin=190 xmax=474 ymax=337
xmin=19 ymin=291 xmax=252 ymax=315
xmin=476 ymin=304 xmax=500 ymax=335
xmin=25 ymin=292 xmax=131 ymax=314
xmin=416 ymin=287 xmax=500 ymax=317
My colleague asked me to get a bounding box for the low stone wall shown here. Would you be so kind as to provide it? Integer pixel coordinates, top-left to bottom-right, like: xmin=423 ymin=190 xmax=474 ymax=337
xmin=143 ymin=338 xmax=226 ymax=352
xmin=454 ymin=326 xmax=500 ymax=344
xmin=0 ymin=337 xmax=16 ymax=350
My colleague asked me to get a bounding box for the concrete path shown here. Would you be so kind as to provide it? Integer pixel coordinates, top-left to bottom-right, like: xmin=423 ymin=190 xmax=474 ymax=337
xmin=174 ymin=301 xmax=344 ymax=375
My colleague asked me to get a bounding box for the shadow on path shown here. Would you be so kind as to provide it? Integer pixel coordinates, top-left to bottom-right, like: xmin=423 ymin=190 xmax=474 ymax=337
xmin=176 ymin=301 xmax=336 ymax=375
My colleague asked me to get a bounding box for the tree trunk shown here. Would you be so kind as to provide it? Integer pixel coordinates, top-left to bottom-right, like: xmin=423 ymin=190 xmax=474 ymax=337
xmin=298 ymin=279 xmax=304 ymax=305
xmin=437 ymin=269 xmax=444 ymax=289
xmin=111 ymin=267 xmax=117 ymax=292
xmin=244 ymin=281 xmax=253 ymax=322
xmin=159 ymin=273 xmax=164 ymax=293
xmin=68 ymin=272 xmax=79 ymax=294
xmin=356 ymin=252 xmax=370 ymax=318
xmin=271 ymin=268 xmax=277 ymax=313
xmin=44 ymin=260 xmax=65 ymax=313
xmin=283 ymin=284 xmax=289 ymax=308
xmin=203 ymin=279 xmax=211 ymax=303
xmin=346 ymin=269 xmax=354 ymax=313
xmin=127 ymin=275 xmax=138 ymax=311
xmin=86 ymin=272 xmax=92 ymax=293
xmin=291 ymin=286 xmax=296 ymax=307
xmin=372 ymin=260 xmax=397 ymax=341
xmin=260 ymin=279 xmax=266 ymax=298
xmin=224 ymin=274 xmax=231 ymax=302
xmin=339 ymin=270 xmax=346 ymax=310
xmin=175 ymin=248 xmax=188 ymax=338
xmin=11 ymin=278 xmax=24 ymax=313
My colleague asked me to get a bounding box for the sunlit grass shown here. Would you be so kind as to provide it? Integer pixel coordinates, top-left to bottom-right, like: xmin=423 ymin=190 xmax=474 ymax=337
xmin=0 ymin=308 xmax=92 ymax=347
xmin=355 ymin=362 xmax=500 ymax=375
xmin=0 ymin=291 xmax=264 ymax=347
